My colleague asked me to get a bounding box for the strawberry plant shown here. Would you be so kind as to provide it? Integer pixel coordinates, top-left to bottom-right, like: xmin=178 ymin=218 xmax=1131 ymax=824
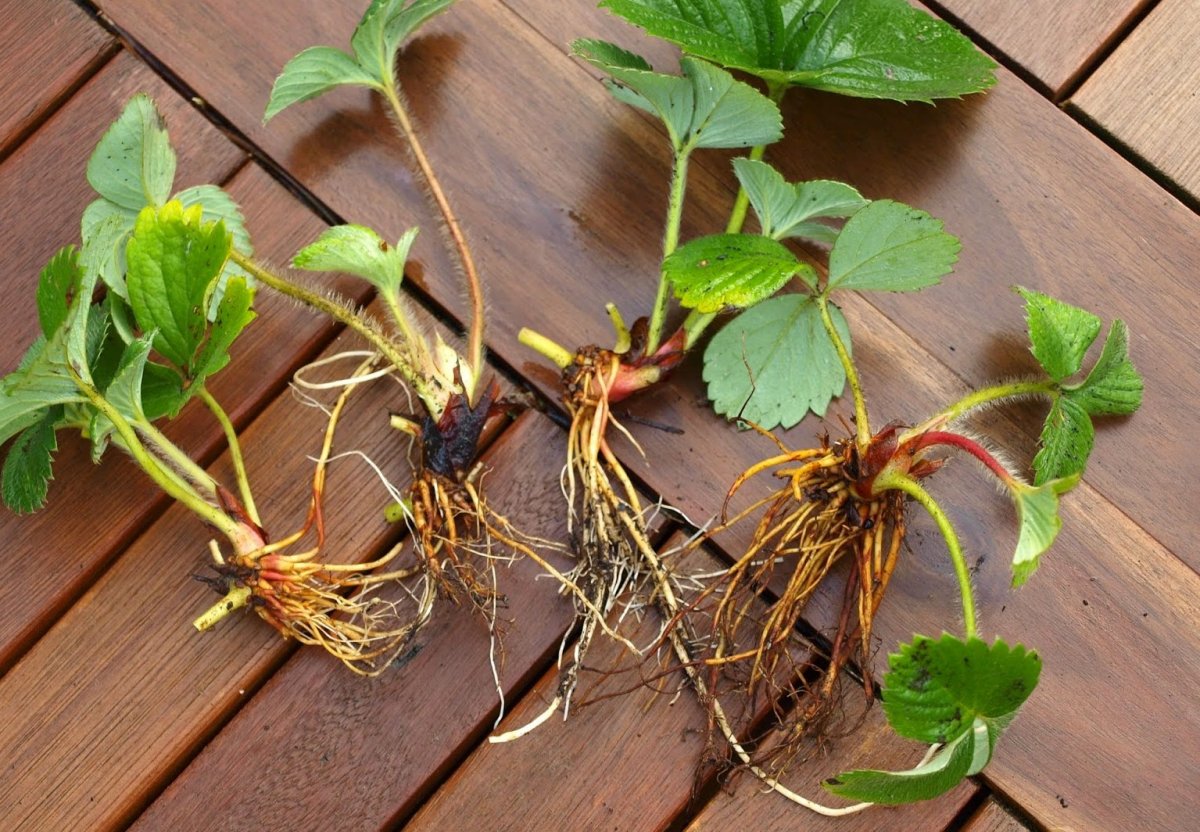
xmin=515 ymin=0 xmax=997 ymax=731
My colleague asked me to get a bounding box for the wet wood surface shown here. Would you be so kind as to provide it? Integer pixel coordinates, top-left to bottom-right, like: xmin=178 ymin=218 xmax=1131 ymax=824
xmin=932 ymin=0 xmax=1151 ymax=96
xmin=1071 ymin=0 xmax=1200 ymax=199
xmin=2 ymin=1 xmax=1198 ymax=831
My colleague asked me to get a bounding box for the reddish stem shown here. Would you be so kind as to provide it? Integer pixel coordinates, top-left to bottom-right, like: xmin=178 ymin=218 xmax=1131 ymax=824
xmin=912 ymin=431 xmax=1015 ymax=485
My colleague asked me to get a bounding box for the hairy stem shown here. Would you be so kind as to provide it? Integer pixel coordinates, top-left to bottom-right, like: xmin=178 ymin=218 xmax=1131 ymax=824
xmin=682 ymin=309 xmax=716 ymax=351
xmin=818 ymin=294 xmax=870 ymax=450
xmin=233 ymin=252 xmax=426 ymax=395
xmin=197 ymin=387 xmax=260 ymax=526
xmin=135 ymin=420 xmax=220 ymax=496
xmin=913 ymin=431 xmax=1017 ymax=486
xmin=906 ymin=379 xmax=1056 ymax=440
xmin=876 ymin=471 xmax=978 ymax=639
xmin=382 ymin=80 xmax=485 ymax=396
xmin=77 ymin=381 xmax=239 ymax=539
xmin=646 ymin=151 xmax=691 ymax=355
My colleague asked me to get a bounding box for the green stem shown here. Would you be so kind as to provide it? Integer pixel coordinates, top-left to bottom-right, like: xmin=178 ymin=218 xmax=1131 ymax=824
xmin=876 ymin=471 xmax=978 ymax=639
xmin=78 ymin=382 xmax=240 ymax=539
xmin=725 ymin=83 xmax=786 ymax=236
xmin=646 ymin=151 xmax=692 ymax=356
xmin=725 ymin=143 xmax=767 ymax=235
xmin=906 ymin=380 xmax=1057 ymax=441
xmin=381 ymin=79 xmax=485 ymax=398
xmin=136 ymin=420 xmax=219 ymax=496
xmin=197 ymin=387 xmax=260 ymax=526
xmin=682 ymin=309 xmax=716 ymax=351
xmin=818 ymin=293 xmax=870 ymax=450
xmin=232 ymin=252 xmax=428 ymax=397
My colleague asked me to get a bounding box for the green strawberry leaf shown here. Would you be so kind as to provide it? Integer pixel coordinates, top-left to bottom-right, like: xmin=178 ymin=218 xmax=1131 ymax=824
xmin=1065 ymin=319 xmax=1142 ymax=416
xmin=265 ymin=0 xmax=456 ymax=121
xmin=574 ymin=40 xmax=782 ymax=152
xmin=881 ymin=634 xmax=1040 ymax=745
xmin=1010 ymin=474 xmax=1080 ymax=587
xmin=264 ymin=47 xmax=381 ymax=122
xmin=826 ymin=635 xmax=1039 ymax=804
xmin=190 ymin=276 xmax=256 ymax=392
xmin=667 ymin=233 xmax=814 ymax=313
xmin=1017 ymin=287 xmax=1101 ymax=383
xmin=125 ymin=201 xmax=233 ymax=375
xmin=1033 ymin=395 xmax=1094 ymax=485
xmin=824 ymin=717 xmax=990 ymax=805
xmin=0 ymin=331 xmax=86 ymax=447
xmin=292 ymin=224 xmax=418 ymax=296
xmin=732 ymin=158 xmax=868 ymax=242
xmin=1 ymin=405 xmax=63 ymax=513
xmin=89 ymin=335 xmax=155 ymax=461
xmin=703 ymin=294 xmax=848 ymax=429
xmin=601 ymin=0 xmax=996 ymax=102
xmin=827 ymin=199 xmax=959 ymax=293
xmin=86 ymin=94 xmax=176 ymax=211
xmin=36 ymin=246 xmax=82 ymax=338
xmin=352 ymin=0 xmax=457 ymax=82
xmin=175 ymin=184 xmax=256 ymax=314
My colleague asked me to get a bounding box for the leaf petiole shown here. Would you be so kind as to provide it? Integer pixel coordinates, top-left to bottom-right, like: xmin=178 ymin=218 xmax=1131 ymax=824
xmin=875 ymin=471 xmax=978 ymax=639
xmin=905 ymin=379 xmax=1057 ymax=441
xmin=197 ymin=387 xmax=259 ymax=526
xmin=817 ymin=293 xmax=869 ymax=449
xmin=645 ymin=151 xmax=691 ymax=355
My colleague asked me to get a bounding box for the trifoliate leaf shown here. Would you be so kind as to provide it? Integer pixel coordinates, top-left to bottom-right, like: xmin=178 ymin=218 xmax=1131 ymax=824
xmin=573 ymin=41 xmax=782 ymax=152
xmin=880 ymin=634 xmax=1041 ymax=746
xmin=667 ymin=233 xmax=814 ymax=313
xmin=89 ymin=335 xmax=155 ymax=460
xmin=125 ymin=201 xmax=233 ymax=374
xmin=733 ymin=159 xmax=868 ymax=242
xmin=1017 ymin=287 xmax=1101 ymax=383
xmin=292 ymin=224 xmax=417 ymax=296
xmin=827 ymin=200 xmax=959 ymax=293
xmin=703 ymin=294 xmax=848 ymax=429
xmin=263 ymin=47 xmax=381 ymax=122
xmin=0 ymin=331 xmax=86 ymax=447
xmin=1033 ymin=395 xmax=1093 ymax=485
xmin=86 ymin=94 xmax=176 ymax=211
xmin=1065 ymin=319 xmax=1142 ymax=415
xmin=36 ymin=247 xmax=81 ymax=338
xmin=1 ymin=406 xmax=63 ymax=513
xmin=601 ymin=0 xmax=996 ymax=102
xmin=1011 ymin=474 xmax=1080 ymax=587
xmin=352 ymin=0 xmax=457 ymax=82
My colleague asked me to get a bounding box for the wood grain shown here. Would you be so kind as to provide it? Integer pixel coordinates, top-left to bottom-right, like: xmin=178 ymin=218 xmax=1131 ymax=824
xmin=409 ymin=535 xmax=975 ymax=832
xmin=1071 ymin=0 xmax=1200 ymax=199
xmin=131 ymin=414 xmax=578 ymax=830
xmin=0 ymin=0 xmax=114 ymax=157
xmin=961 ymin=799 xmax=1034 ymax=832
xmin=32 ymin=1 xmax=1200 ymax=830
xmin=0 ymin=288 xmax=514 ymax=829
xmin=934 ymin=0 xmax=1151 ymax=96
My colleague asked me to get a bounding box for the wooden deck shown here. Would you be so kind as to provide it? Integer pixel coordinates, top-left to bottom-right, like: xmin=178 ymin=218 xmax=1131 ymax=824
xmin=2 ymin=1 xmax=1197 ymax=829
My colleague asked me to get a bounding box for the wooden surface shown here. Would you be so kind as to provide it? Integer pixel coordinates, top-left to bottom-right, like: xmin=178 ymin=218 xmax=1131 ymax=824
xmin=2 ymin=1 xmax=1198 ymax=831
xmin=932 ymin=0 xmax=1151 ymax=95
xmin=0 ymin=0 xmax=114 ymax=158
xmin=1071 ymin=0 xmax=1200 ymax=199
xmin=960 ymin=799 xmax=1034 ymax=832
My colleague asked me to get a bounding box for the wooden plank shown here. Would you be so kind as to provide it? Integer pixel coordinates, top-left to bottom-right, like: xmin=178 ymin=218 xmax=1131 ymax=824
xmin=0 ymin=56 xmax=334 ymax=673
xmin=81 ymin=2 xmax=1200 ymax=829
xmin=934 ymin=0 xmax=1150 ymax=96
xmin=95 ymin=0 xmax=1200 ymax=572
xmin=409 ymin=536 xmax=975 ymax=832
xmin=0 ymin=287 xmax=514 ymax=829
xmin=130 ymin=414 xmax=578 ymax=830
xmin=961 ymin=799 xmax=1034 ymax=832
xmin=1071 ymin=0 xmax=1200 ymax=199
xmin=0 ymin=0 xmax=114 ymax=157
